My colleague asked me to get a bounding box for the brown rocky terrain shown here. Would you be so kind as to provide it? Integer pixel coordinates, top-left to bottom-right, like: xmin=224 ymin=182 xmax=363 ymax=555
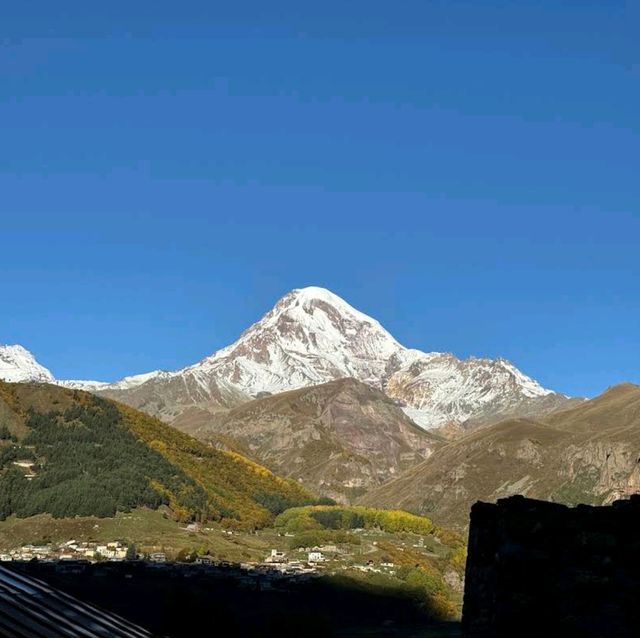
xmin=361 ymin=383 xmax=640 ymax=527
xmin=99 ymin=374 xmax=250 ymax=423
xmin=176 ymin=377 xmax=442 ymax=502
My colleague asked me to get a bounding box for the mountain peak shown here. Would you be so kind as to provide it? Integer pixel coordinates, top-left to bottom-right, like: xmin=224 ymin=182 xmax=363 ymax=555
xmin=1 ymin=289 xmax=568 ymax=431
xmin=0 ymin=344 xmax=55 ymax=383
xmin=193 ymin=286 xmax=405 ymax=394
xmin=286 ymin=286 xmax=366 ymax=310
xmin=288 ymin=285 xmax=346 ymax=303
xmin=270 ymin=286 xmax=393 ymax=333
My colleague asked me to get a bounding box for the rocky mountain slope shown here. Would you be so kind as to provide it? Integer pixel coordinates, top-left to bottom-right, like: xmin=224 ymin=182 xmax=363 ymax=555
xmin=1 ymin=287 xmax=571 ymax=431
xmin=361 ymin=383 xmax=640 ymax=527
xmin=176 ymin=378 xmax=442 ymax=502
xmin=0 ymin=380 xmax=314 ymax=528
xmin=97 ymin=372 xmax=251 ymax=423
xmin=385 ymin=352 xmax=570 ymax=430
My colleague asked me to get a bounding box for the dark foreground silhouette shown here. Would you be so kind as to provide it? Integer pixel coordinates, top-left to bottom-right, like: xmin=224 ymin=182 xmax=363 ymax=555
xmin=0 ymin=564 xmax=153 ymax=637
xmin=463 ymin=494 xmax=640 ymax=638
xmin=8 ymin=561 xmax=461 ymax=637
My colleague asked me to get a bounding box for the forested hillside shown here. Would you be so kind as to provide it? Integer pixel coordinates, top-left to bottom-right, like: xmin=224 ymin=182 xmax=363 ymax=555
xmin=0 ymin=381 xmax=315 ymax=528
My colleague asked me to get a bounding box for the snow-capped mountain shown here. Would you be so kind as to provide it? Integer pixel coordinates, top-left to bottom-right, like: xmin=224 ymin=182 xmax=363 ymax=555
xmin=0 ymin=344 xmax=55 ymax=383
xmin=187 ymin=287 xmax=409 ymax=394
xmin=0 ymin=287 xmax=570 ymax=429
xmin=88 ymin=286 xmax=412 ymax=421
xmin=94 ymin=287 xmax=567 ymax=428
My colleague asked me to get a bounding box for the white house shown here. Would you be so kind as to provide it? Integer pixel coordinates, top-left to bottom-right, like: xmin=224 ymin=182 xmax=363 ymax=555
xmin=267 ymin=549 xmax=286 ymax=563
xmin=308 ymin=551 xmax=325 ymax=563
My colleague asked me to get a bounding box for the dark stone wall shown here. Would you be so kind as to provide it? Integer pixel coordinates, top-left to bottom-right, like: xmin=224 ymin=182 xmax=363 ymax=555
xmin=462 ymin=494 xmax=640 ymax=638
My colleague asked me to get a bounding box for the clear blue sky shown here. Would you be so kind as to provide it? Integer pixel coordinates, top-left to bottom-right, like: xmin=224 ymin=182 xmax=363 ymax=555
xmin=2 ymin=1 xmax=638 ymax=397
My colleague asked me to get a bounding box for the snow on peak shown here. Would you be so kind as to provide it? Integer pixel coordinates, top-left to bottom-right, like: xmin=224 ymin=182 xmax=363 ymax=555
xmin=282 ymin=286 xmax=389 ymax=327
xmin=0 ymin=344 xmax=55 ymax=383
xmin=191 ymin=286 xmax=406 ymax=394
xmin=2 ymin=287 xmax=561 ymax=431
xmin=247 ymin=286 xmax=401 ymax=344
xmin=58 ymin=379 xmax=111 ymax=391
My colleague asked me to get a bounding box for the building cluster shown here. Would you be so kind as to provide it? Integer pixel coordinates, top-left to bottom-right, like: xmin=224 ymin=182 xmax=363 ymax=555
xmin=0 ymin=537 xmax=396 ymax=581
xmin=250 ymin=544 xmax=398 ymax=578
xmin=187 ymin=546 xmax=336 ymax=582
xmin=256 ymin=548 xmax=320 ymax=576
xmin=0 ymin=540 xmax=130 ymax=562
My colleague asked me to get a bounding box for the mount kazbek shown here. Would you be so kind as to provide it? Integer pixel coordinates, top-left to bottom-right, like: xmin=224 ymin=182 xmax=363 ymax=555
xmin=1 ymin=286 xmax=571 ymax=431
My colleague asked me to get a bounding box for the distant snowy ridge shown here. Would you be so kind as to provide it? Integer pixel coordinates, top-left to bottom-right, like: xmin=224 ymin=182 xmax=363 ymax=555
xmin=385 ymin=353 xmax=554 ymax=428
xmin=0 ymin=344 xmax=166 ymax=391
xmin=59 ymin=370 xmax=168 ymax=392
xmin=0 ymin=287 xmax=564 ymax=430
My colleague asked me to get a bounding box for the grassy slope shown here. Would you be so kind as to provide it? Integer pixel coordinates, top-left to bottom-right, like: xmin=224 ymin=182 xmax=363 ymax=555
xmin=0 ymin=383 xmax=465 ymax=620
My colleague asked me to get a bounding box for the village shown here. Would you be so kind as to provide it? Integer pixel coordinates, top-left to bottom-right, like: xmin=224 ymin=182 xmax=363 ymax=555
xmin=0 ymin=537 xmax=399 ymax=583
xmin=0 ymin=512 xmax=464 ymax=625
xmin=0 ymin=539 xmax=133 ymax=563
xmin=250 ymin=544 xmax=396 ymax=578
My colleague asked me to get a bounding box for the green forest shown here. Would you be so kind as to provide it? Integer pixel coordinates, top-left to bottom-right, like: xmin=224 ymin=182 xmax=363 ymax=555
xmin=0 ymin=400 xmax=208 ymax=520
xmin=0 ymin=382 xmax=316 ymax=527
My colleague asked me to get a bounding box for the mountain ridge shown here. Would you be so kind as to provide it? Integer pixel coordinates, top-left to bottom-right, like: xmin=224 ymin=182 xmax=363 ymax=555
xmin=1 ymin=287 xmax=572 ymax=430
xmin=361 ymin=382 xmax=640 ymax=527
xmin=177 ymin=377 xmax=442 ymax=502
